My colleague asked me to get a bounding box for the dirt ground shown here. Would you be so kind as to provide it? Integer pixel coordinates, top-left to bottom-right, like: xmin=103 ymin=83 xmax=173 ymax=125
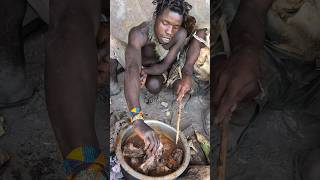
xmin=0 ymin=29 xmax=108 ymax=179
xmin=211 ymin=105 xmax=320 ymax=180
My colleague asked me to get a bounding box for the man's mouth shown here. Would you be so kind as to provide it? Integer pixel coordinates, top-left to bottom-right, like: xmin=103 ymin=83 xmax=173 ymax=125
xmin=161 ymin=37 xmax=171 ymax=43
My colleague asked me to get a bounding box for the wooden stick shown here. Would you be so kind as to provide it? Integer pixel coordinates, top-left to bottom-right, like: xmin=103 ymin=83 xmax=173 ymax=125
xmin=217 ymin=115 xmax=231 ymax=180
xmin=175 ymin=100 xmax=182 ymax=144
xmin=217 ymin=14 xmax=232 ymax=180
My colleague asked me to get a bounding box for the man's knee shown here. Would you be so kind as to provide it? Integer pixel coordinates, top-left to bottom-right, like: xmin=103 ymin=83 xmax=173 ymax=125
xmin=145 ymin=75 xmax=164 ymax=95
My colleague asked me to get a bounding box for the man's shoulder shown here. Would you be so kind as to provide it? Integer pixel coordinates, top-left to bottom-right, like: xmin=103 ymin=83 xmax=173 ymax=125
xmin=129 ymin=21 xmax=149 ymax=37
xmin=128 ymin=21 xmax=150 ymax=46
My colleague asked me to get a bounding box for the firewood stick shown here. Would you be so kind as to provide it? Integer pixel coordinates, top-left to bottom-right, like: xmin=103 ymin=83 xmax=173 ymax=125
xmin=175 ymin=99 xmax=182 ymax=144
xmin=217 ymin=14 xmax=232 ymax=180
xmin=217 ymin=115 xmax=231 ymax=180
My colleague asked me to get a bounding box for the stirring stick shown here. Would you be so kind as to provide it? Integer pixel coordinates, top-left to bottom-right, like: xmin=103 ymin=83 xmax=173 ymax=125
xmin=175 ymin=99 xmax=182 ymax=144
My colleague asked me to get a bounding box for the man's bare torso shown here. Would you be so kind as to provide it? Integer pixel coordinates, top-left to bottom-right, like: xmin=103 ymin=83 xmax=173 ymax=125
xmin=134 ymin=21 xmax=183 ymax=66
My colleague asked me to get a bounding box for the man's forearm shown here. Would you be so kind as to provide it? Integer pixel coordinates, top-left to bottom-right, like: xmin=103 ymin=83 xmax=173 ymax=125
xmin=124 ymin=66 xmax=141 ymax=110
xmin=229 ymin=0 xmax=273 ymax=51
xmin=182 ymin=31 xmax=205 ymax=76
xmin=182 ymin=55 xmax=197 ymax=76
xmin=124 ymin=43 xmax=143 ymax=110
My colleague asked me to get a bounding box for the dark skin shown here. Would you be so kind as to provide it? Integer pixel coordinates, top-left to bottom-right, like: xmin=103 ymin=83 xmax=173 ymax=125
xmin=124 ymin=8 xmax=187 ymax=154
xmin=213 ymin=0 xmax=274 ymax=125
xmin=47 ymin=0 xmax=101 ymax=156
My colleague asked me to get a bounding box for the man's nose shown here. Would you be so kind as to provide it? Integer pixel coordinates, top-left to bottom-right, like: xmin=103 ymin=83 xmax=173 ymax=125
xmin=165 ymin=25 xmax=173 ymax=36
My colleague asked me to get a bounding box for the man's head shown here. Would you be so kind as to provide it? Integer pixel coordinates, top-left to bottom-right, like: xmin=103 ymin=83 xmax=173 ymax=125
xmin=152 ymin=0 xmax=192 ymax=44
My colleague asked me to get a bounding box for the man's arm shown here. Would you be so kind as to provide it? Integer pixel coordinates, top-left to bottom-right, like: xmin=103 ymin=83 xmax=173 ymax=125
xmin=176 ymin=29 xmax=207 ymax=101
xmin=182 ymin=29 xmax=207 ymax=75
xmin=124 ymin=27 xmax=160 ymax=154
xmin=229 ymin=0 xmax=273 ymax=51
xmin=124 ymin=27 xmax=147 ymax=109
xmin=143 ymin=29 xmax=187 ymax=75
xmin=214 ymin=0 xmax=274 ymax=124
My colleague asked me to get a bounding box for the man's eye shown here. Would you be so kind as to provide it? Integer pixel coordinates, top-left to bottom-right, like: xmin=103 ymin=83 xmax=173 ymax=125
xmin=162 ymin=21 xmax=168 ymax=25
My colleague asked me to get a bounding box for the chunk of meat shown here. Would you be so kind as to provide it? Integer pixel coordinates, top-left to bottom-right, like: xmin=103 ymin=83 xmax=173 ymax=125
xmin=123 ymin=134 xmax=185 ymax=176
xmin=139 ymin=143 xmax=164 ymax=173
xmin=172 ymin=148 xmax=183 ymax=165
xmin=123 ymin=143 xmax=144 ymax=158
xmin=139 ymin=154 xmax=156 ymax=173
xmin=167 ymin=148 xmax=183 ymax=170
xmin=155 ymin=163 xmax=171 ymax=175
xmin=130 ymin=157 xmax=140 ymax=167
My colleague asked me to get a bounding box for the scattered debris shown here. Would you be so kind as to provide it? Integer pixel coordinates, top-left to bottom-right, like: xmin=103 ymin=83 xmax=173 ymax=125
xmin=161 ymin=102 xmax=168 ymax=108
xmin=195 ymin=131 xmax=210 ymax=163
xmin=188 ymin=140 xmax=198 ymax=153
xmin=110 ymin=119 xmax=129 ymax=153
xmin=165 ymin=111 xmax=171 ymax=117
xmin=189 ymin=135 xmax=207 ymax=165
xmin=110 ymin=155 xmax=124 ymax=180
xmin=182 ymin=125 xmax=195 ymax=138
xmin=178 ymin=165 xmax=210 ymax=180
xmin=143 ymin=91 xmax=160 ymax=104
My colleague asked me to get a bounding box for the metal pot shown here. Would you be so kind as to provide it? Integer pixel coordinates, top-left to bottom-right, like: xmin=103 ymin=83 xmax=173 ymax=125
xmin=116 ymin=120 xmax=190 ymax=180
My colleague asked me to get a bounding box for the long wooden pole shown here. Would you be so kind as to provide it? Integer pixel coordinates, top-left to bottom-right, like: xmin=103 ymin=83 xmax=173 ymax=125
xmin=217 ymin=116 xmax=231 ymax=180
xmin=217 ymin=14 xmax=232 ymax=180
xmin=175 ymin=100 xmax=182 ymax=144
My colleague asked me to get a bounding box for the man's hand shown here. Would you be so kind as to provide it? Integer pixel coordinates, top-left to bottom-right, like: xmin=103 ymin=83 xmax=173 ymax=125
xmin=176 ymin=74 xmax=192 ymax=101
xmin=214 ymin=47 xmax=261 ymax=125
xmin=133 ymin=120 xmax=160 ymax=155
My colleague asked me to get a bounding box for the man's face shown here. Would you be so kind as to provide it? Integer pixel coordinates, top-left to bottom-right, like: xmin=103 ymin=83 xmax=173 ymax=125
xmin=154 ymin=8 xmax=183 ymax=44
